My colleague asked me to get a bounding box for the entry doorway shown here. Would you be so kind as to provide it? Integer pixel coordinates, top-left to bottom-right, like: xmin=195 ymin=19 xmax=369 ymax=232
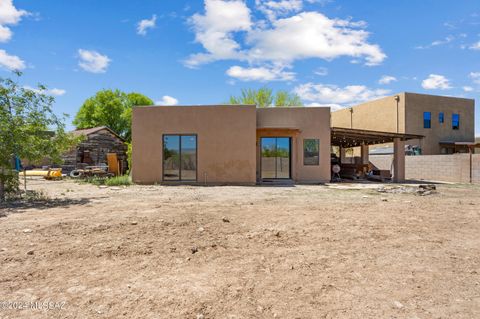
xmin=260 ymin=137 xmax=291 ymax=179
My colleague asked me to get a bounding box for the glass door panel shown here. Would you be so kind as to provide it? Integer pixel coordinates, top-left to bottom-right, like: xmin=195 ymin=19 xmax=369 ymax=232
xmin=180 ymin=135 xmax=197 ymax=181
xmin=163 ymin=135 xmax=180 ymax=180
xmin=261 ymin=137 xmax=276 ymax=179
xmin=261 ymin=137 xmax=291 ymax=179
xmin=276 ymin=138 xmax=290 ymax=179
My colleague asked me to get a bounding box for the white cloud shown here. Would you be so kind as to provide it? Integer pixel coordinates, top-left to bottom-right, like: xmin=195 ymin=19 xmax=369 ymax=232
xmin=186 ymin=1 xmax=385 ymax=70
xmin=0 ymin=0 xmax=28 ymax=43
xmin=185 ymin=0 xmax=252 ymax=68
xmin=256 ymin=0 xmax=303 ymax=21
xmin=443 ymin=22 xmax=456 ymax=29
xmin=463 ymin=86 xmax=474 ymax=92
xmin=378 ymin=75 xmax=397 ymax=85
xmin=415 ymin=35 xmax=455 ymax=49
xmin=226 ymin=65 xmax=295 ymax=81
xmin=0 ymin=24 xmax=12 ymax=42
xmin=314 ymin=67 xmax=328 ymax=76
xmin=431 ymin=35 xmax=455 ymax=46
xmin=294 ymin=82 xmax=390 ymax=106
xmin=0 ymin=49 xmax=25 ymax=70
xmin=305 ymin=102 xmax=343 ymax=111
xmin=156 ymin=95 xmax=179 ymax=106
xmin=49 ymin=88 xmax=66 ymax=96
xmin=0 ymin=0 xmax=28 ymax=25
xmin=306 ymin=0 xmax=334 ymax=5
xmin=77 ymin=49 xmax=111 ymax=73
xmin=470 ymin=72 xmax=480 ymax=84
xmin=421 ymin=74 xmax=452 ymax=90
xmin=137 ymin=15 xmax=157 ymax=36
xmin=470 ymin=41 xmax=480 ymax=50
xmin=23 ymin=85 xmax=66 ymax=96
xmin=248 ymin=12 xmax=385 ymax=66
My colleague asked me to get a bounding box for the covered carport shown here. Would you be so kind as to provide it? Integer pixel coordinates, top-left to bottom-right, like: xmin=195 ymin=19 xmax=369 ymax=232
xmin=331 ymin=127 xmax=423 ymax=182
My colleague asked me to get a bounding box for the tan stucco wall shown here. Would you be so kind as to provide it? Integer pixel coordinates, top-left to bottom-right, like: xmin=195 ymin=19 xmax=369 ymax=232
xmin=132 ymin=105 xmax=257 ymax=184
xmin=256 ymin=107 xmax=331 ymax=183
xmin=404 ymin=93 xmax=475 ymax=155
xmin=331 ymin=94 xmax=406 ymax=133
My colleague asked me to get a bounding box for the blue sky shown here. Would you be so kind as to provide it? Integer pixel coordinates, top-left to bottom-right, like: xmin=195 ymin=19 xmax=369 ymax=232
xmin=1 ymin=0 xmax=479 ymax=134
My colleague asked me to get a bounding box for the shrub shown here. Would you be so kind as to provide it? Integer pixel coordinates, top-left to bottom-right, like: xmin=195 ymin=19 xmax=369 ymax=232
xmin=0 ymin=170 xmax=20 ymax=201
xmin=126 ymin=142 xmax=132 ymax=175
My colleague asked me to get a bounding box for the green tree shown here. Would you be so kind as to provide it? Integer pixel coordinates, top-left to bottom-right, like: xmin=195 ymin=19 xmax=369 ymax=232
xmin=0 ymin=73 xmax=77 ymax=202
xmin=229 ymin=88 xmax=303 ymax=107
xmin=73 ymin=89 xmax=153 ymax=141
xmin=123 ymin=93 xmax=154 ymax=142
xmin=274 ymin=90 xmax=303 ymax=107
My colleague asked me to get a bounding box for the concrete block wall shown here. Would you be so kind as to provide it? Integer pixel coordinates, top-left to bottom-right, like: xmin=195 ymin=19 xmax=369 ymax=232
xmin=473 ymin=154 xmax=480 ymax=182
xmin=369 ymin=155 xmax=393 ymax=171
xmin=370 ymin=154 xmax=480 ymax=183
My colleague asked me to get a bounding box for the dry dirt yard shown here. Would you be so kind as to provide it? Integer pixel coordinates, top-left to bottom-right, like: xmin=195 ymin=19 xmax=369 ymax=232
xmin=0 ymin=179 xmax=479 ymax=319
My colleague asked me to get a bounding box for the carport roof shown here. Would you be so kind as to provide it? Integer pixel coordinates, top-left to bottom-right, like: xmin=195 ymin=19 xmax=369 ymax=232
xmin=331 ymin=127 xmax=423 ymax=148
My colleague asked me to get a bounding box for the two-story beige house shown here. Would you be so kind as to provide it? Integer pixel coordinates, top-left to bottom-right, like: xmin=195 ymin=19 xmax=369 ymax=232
xmin=331 ymin=92 xmax=475 ymax=155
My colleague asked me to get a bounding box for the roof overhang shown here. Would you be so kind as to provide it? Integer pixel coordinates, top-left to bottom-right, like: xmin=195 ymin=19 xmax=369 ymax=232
xmin=257 ymin=127 xmax=301 ymax=136
xmin=71 ymin=126 xmax=125 ymax=142
xmin=331 ymin=127 xmax=423 ymax=148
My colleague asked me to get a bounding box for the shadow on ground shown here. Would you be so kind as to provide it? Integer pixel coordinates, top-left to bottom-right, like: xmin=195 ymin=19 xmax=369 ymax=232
xmin=0 ymin=197 xmax=92 ymax=215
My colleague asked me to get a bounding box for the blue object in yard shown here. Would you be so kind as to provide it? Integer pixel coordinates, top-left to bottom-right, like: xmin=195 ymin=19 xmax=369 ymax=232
xmin=14 ymin=156 xmax=22 ymax=171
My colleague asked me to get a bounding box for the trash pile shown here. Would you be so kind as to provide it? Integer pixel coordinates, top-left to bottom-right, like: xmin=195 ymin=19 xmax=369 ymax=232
xmin=377 ymin=184 xmax=436 ymax=196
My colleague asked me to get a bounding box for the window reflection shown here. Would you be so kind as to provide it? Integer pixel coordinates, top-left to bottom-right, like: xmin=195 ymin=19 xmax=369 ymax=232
xmin=303 ymin=139 xmax=319 ymax=165
xmin=261 ymin=137 xmax=290 ymax=179
xmin=163 ymin=135 xmax=197 ymax=181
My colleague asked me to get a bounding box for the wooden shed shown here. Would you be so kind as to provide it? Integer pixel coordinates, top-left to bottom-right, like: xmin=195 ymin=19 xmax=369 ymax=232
xmin=62 ymin=126 xmax=128 ymax=174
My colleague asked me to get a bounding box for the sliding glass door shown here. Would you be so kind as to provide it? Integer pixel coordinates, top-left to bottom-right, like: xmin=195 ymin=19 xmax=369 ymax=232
xmin=163 ymin=134 xmax=197 ymax=181
xmin=261 ymin=137 xmax=291 ymax=179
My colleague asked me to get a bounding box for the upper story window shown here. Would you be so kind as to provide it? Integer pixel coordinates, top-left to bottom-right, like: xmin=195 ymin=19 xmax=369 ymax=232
xmin=452 ymin=114 xmax=460 ymax=130
xmin=439 ymin=112 xmax=444 ymax=124
xmin=423 ymin=112 xmax=431 ymax=129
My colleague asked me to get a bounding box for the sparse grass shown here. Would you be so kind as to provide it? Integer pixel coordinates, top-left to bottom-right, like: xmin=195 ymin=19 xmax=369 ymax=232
xmin=79 ymin=175 xmax=133 ymax=187
xmin=104 ymin=175 xmax=132 ymax=186
xmin=0 ymin=189 xmax=52 ymax=211
xmin=80 ymin=176 xmax=107 ymax=186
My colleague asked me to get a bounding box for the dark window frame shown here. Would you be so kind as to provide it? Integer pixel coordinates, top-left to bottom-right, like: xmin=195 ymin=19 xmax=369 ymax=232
xmin=162 ymin=134 xmax=198 ymax=182
xmin=452 ymin=113 xmax=460 ymax=130
xmin=260 ymin=137 xmax=292 ymax=180
xmin=303 ymin=138 xmax=320 ymax=166
xmin=423 ymin=112 xmax=431 ymax=129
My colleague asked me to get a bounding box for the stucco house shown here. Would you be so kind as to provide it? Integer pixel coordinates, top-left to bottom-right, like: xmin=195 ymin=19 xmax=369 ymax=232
xmin=131 ymin=93 xmax=475 ymax=185
xmin=132 ymin=105 xmax=331 ymax=185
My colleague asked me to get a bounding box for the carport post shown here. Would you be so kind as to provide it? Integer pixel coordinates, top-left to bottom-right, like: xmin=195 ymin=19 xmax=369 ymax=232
xmin=360 ymin=143 xmax=369 ymax=165
xmin=340 ymin=147 xmax=347 ymax=164
xmin=393 ymin=138 xmax=405 ymax=183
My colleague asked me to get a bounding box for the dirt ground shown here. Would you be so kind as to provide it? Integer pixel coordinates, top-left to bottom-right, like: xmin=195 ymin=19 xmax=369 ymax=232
xmin=0 ymin=179 xmax=479 ymax=319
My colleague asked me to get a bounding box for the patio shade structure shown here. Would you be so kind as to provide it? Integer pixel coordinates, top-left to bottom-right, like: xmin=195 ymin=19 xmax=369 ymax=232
xmin=331 ymin=127 xmax=424 ymax=182
xmin=331 ymin=127 xmax=424 ymax=148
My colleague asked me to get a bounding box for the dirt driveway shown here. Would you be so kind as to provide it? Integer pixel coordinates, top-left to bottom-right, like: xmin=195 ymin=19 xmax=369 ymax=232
xmin=0 ymin=179 xmax=479 ymax=318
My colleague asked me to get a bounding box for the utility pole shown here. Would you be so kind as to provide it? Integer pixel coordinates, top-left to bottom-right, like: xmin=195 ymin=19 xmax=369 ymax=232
xmin=349 ymin=108 xmax=353 ymax=129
